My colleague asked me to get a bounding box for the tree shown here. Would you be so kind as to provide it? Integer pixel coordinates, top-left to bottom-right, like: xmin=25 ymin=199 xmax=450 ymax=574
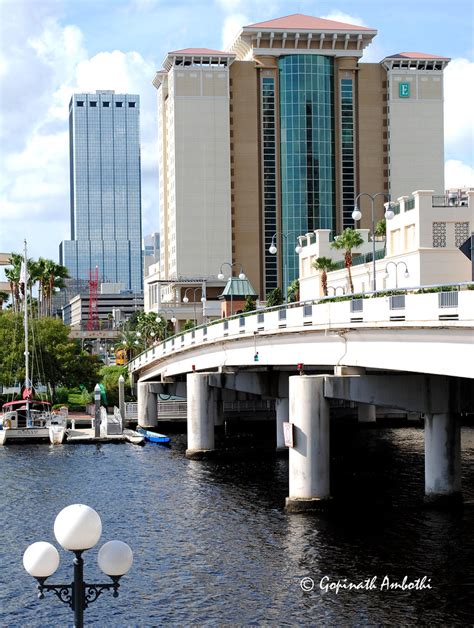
xmin=287 ymin=279 xmax=300 ymax=303
xmin=312 ymin=257 xmax=338 ymax=297
xmin=243 ymin=295 xmax=256 ymax=312
xmin=99 ymin=365 xmax=130 ymax=407
xmin=0 ymin=312 xmax=100 ymax=400
xmin=266 ymin=288 xmax=284 ymax=307
xmin=330 ymin=228 xmax=364 ymax=294
xmin=183 ymin=320 xmax=195 ymax=331
xmin=136 ymin=311 xmax=167 ymax=344
xmin=375 ymin=218 xmax=386 ymax=238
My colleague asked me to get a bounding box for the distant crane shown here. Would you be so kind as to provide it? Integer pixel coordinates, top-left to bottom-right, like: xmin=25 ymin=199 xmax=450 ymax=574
xmin=87 ymin=266 xmax=99 ymax=331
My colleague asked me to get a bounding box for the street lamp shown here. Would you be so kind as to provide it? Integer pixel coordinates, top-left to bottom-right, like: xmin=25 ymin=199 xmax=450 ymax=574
xmin=352 ymin=192 xmax=395 ymax=292
xmin=183 ymin=287 xmax=206 ymax=326
xmin=217 ymin=262 xmax=246 ymax=316
xmin=23 ymin=504 xmax=133 ymax=628
xmin=268 ymin=232 xmax=304 ymax=301
xmin=384 ymin=261 xmax=409 ymax=289
xmin=158 ymin=309 xmax=177 ymax=338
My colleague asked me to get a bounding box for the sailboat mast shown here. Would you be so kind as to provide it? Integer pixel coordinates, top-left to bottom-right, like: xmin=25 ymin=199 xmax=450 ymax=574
xmin=23 ymin=240 xmax=31 ymax=424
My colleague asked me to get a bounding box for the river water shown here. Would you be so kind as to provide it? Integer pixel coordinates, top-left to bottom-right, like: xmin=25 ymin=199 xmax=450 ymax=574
xmin=1 ymin=426 xmax=473 ymax=626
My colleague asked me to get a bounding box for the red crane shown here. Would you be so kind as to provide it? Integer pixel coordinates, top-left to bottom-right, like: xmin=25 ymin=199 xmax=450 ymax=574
xmin=87 ymin=266 xmax=99 ymax=331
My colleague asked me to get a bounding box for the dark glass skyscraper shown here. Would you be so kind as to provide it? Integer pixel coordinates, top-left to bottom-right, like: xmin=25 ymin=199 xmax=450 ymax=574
xmin=60 ymin=91 xmax=142 ymax=292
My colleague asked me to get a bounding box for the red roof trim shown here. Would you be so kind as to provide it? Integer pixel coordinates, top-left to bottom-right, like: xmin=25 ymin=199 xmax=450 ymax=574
xmin=244 ymin=13 xmax=375 ymax=32
xmin=386 ymin=52 xmax=450 ymax=60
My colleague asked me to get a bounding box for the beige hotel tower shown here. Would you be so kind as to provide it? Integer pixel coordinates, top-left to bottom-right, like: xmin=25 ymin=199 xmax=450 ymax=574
xmin=153 ymin=13 xmax=449 ymax=298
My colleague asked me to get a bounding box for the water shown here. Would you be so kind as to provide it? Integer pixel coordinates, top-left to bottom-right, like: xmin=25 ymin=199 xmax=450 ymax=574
xmin=1 ymin=427 xmax=473 ymax=626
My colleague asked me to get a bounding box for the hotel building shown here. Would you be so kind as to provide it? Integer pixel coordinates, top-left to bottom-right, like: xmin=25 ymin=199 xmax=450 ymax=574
xmin=153 ymin=14 xmax=449 ymax=298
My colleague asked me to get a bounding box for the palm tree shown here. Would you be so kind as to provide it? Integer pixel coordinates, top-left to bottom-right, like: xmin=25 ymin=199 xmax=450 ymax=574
xmin=312 ymin=257 xmax=338 ymax=297
xmin=287 ymin=279 xmax=300 ymax=303
xmin=43 ymin=259 xmax=69 ymax=316
xmin=5 ymin=253 xmax=22 ymax=312
xmin=330 ymin=228 xmax=364 ymax=294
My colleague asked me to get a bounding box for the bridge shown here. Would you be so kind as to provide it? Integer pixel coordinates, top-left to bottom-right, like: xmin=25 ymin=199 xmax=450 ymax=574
xmin=130 ymin=285 xmax=474 ymax=512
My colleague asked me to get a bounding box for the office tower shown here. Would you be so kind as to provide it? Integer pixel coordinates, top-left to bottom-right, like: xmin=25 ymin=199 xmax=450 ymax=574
xmin=60 ymin=90 xmax=143 ymax=292
xmin=153 ymin=14 xmax=449 ymax=297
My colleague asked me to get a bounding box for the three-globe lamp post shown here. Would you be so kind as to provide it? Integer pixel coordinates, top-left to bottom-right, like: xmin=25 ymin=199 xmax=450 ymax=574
xmin=23 ymin=504 xmax=133 ymax=628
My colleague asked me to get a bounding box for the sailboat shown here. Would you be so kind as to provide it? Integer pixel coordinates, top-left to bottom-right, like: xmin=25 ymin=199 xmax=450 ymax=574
xmin=0 ymin=241 xmax=66 ymax=445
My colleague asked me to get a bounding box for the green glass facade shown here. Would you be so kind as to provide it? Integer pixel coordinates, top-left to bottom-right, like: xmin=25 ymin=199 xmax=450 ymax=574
xmin=279 ymin=55 xmax=335 ymax=288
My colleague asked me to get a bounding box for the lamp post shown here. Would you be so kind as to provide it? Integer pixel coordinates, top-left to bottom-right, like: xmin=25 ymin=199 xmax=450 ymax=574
xmin=384 ymin=261 xmax=409 ymax=289
xmin=217 ymin=262 xmax=246 ymax=316
xmin=158 ymin=309 xmax=177 ymax=338
xmin=268 ymin=232 xmax=303 ymax=301
xmin=23 ymin=504 xmax=133 ymax=628
xmin=182 ymin=287 xmax=206 ymax=326
xmin=352 ymin=192 xmax=395 ymax=292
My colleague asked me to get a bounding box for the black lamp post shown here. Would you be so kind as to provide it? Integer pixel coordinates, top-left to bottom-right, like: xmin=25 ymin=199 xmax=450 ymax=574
xmin=23 ymin=504 xmax=133 ymax=628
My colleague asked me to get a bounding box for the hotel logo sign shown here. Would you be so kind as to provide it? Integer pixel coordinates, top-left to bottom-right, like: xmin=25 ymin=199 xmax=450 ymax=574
xmin=399 ymin=82 xmax=410 ymax=98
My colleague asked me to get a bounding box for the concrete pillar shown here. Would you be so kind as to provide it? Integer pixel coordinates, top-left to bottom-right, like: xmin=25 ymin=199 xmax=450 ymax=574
xmin=285 ymin=376 xmax=331 ymax=513
xmin=186 ymin=373 xmax=216 ymax=459
xmin=275 ymin=398 xmax=289 ymax=452
xmin=118 ymin=375 xmax=125 ymax=424
xmin=210 ymin=387 xmax=224 ymax=427
xmin=137 ymin=382 xmax=158 ymax=428
xmin=424 ymin=413 xmax=462 ymax=506
xmin=358 ymin=403 xmax=376 ymax=423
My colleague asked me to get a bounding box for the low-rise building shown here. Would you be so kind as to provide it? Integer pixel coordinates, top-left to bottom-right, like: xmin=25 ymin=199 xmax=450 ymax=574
xmin=299 ymin=189 xmax=474 ymax=300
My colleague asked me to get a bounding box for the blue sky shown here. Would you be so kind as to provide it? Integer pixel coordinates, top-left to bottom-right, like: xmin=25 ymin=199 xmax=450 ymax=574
xmin=0 ymin=0 xmax=473 ymax=262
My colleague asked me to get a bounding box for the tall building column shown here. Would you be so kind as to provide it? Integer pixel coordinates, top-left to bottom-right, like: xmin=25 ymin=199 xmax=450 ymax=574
xmin=358 ymin=403 xmax=376 ymax=423
xmin=285 ymin=376 xmax=331 ymax=512
xmin=186 ymin=373 xmax=216 ymax=460
xmin=424 ymin=413 xmax=462 ymax=506
xmin=137 ymin=382 xmax=157 ymax=428
xmin=275 ymin=398 xmax=289 ymax=452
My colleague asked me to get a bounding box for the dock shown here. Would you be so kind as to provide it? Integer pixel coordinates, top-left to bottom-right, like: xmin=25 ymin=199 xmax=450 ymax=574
xmin=66 ymin=428 xmax=144 ymax=445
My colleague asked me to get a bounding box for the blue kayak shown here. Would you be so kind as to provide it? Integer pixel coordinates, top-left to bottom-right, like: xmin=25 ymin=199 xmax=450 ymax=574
xmin=136 ymin=427 xmax=170 ymax=444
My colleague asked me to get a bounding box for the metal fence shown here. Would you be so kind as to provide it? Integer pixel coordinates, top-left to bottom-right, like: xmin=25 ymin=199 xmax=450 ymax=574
xmin=439 ymin=291 xmax=459 ymax=308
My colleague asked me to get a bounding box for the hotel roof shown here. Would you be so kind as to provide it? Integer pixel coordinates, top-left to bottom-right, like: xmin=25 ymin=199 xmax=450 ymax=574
xmin=168 ymin=47 xmax=234 ymax=55
xmin=244 ymin=13 xmax=375 ymax=32
xmin=386 ymin=51 xmax=450 ymax=60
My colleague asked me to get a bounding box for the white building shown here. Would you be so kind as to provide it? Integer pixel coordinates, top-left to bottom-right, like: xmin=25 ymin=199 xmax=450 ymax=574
xmin=299 ymin=189 xmax=474 ymax=300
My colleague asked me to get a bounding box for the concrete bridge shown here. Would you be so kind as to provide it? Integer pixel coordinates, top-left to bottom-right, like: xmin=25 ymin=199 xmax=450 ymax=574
xmin=130 ymin=287 xmax=474 ymax=511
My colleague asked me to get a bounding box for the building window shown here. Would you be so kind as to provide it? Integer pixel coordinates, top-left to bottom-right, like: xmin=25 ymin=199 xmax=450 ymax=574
xmin=260 ymin=76 xmax=278 ymax=294
xmin=128 ymin=102 xmax=136 ymax=108
xmin=433 ymin=222 xmax=447 ymax=247
xmin=116 ymin=102 xmax=123 ymax=108
xmin=77 ymin=101 xmax=84 ymax=107
xmin=340 ymin=78 xmax=355 ymax=230
xmin=90 ymin=101 xmax=97 ymax=107
xmin=103 ymin=101 xmax=110 ymax=107
xmin=454 ymin=222 xmax=470 ymax=247
xmin=278 ymin=54 xmax=335 ymax=289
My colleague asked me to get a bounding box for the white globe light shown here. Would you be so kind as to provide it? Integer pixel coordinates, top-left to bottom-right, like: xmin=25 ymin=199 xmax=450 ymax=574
xmin=269 ymin=244 xmax=277 ymax=254
xmin=238 ymin=272 xmax=246 ymax=280
xmin=385 ymin=209 xmax=394 ymax=220
xmin=352 ymin=208 xmax=362 ymax=221
xmin=98 ymin=540 xmax=133 ymax=576
xmin=171 ymin=316 xmax=177 ymax=324
xmin=404 ymin=270 xmax=410 ymax=278
xmin=217 ymin=272 xmax=224 ymax=280
xmin=200 ymin=297 xmax=206 ymax=303
xmin=183 ymin=296 xmax=189 ymax=303
xmin=122 ymin=340 xmax=126 ymax=345
xmin=295 ymin=245 xmax=302 ymax=254
xmin=54 ymin=504 xmax=102 ymax=551
xmin=23 ymin=542 xmax=60 ymax=578
xmin=136 ymin=331 xmax=141 ymax=338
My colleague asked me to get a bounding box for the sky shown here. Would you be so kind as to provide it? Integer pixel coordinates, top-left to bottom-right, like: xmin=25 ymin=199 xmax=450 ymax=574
xmin=0 ymin=0 xmax=473 ymax=262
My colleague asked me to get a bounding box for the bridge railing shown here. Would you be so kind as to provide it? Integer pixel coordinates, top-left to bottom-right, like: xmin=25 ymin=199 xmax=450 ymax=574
xmin=130 ymin=282 xmax=474 ymax=373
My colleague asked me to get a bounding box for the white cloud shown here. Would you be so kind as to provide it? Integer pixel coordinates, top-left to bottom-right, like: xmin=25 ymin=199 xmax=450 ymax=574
xmin=321 ymin=11 xmax=367 ymax=27
xmin=221 ymin=13 xmax=248 ymax=49
xmin=445 ymin=160 xmax=474 ymax=189
xmin=444 ymin=57 xmax=474 ymax=164
xmin=216 ymin=0 xmax=243 ymax=10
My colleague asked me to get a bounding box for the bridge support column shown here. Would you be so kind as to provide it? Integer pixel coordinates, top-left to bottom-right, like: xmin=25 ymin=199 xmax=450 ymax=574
xmin=285 ymin=376 xmax=331 ymax=513
xmin=424 ymin=413 xmax=462 ymax=507
xmin=186 ymin=373 xmax=216 ymax=460
xmin=137 ymin=382 xmax=157 ymax=428
xmin=275 ymin=398 xmax=289 ymax=452
xmin=358 ymin=403 xmax=376 ymax=423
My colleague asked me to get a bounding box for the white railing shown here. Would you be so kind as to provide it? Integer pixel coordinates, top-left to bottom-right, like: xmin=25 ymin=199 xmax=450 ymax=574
xmin=130 ymin=284 xmax=474 ymax=374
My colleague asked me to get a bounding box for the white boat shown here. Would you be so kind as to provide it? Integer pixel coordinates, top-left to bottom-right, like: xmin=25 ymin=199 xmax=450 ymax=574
xmin=0 ymin=240 xmax=66 ymax=446
xmin=0 ymin=400 xmax=66 ymax=445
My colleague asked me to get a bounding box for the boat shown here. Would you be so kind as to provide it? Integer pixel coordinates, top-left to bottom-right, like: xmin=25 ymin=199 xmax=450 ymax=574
xmin=0 ymin=399 xmax=65 ymax=445
xmin=0 ymin=240 xmax=66 ymax=446
xmin=136 ymin=427 xmax=170 ymax=444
